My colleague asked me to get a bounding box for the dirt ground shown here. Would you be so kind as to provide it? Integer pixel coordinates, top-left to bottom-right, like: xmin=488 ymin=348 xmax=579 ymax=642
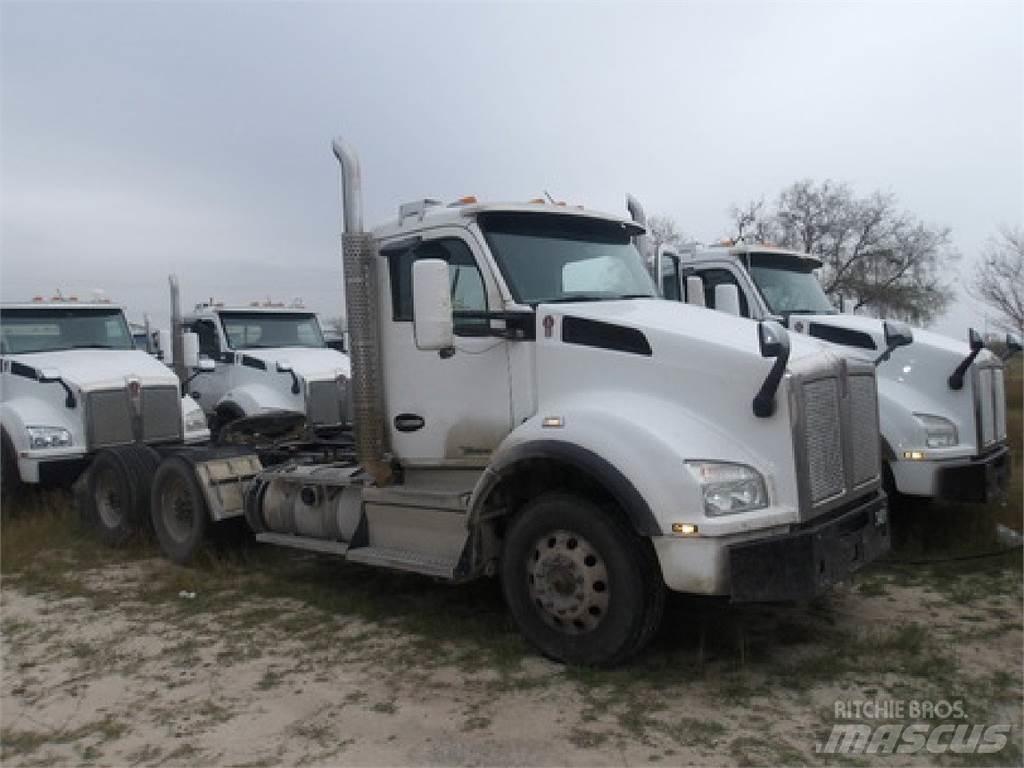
xmin=1 ymin=498 xmax=1022 ymax=767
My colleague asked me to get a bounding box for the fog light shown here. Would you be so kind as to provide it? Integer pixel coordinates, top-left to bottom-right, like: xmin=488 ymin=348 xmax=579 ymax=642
xmin=541 ymin=416 xmax=563 ymax=428
xmin=903 ymin=450 xmax=926 ymax=460
xmin=671 ymin=523 xmax=699 ymax=536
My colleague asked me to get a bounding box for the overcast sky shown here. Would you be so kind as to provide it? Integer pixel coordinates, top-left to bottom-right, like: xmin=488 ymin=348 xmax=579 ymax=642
xmin=2 ymin=1 xmax=1021 ymax=338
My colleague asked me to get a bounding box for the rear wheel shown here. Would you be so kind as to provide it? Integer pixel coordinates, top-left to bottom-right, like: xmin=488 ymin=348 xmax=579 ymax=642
xmin=151 ymin=456 xmax=209 ymax=564
xmin=500 ymin=492 xmax=664 ymax=667
xmin=84 ymin=446 xmax=160 ymax=545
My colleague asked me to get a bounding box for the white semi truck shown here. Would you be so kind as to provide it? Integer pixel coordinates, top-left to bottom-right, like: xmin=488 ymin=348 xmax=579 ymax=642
xmin=0 ymin=298 xmax=210 ymax=524
xmin=168 ymin=280 xmax=352 ymax=435
xmin=81 ymin=137 xmax=891 ymax=665
xmin=653 ymin=238 xmax=1016 ymax=504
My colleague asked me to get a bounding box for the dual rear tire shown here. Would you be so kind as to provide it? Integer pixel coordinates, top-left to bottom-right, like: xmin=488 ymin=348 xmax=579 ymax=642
xmin=83 ymin=446 xmax=161 ymax=546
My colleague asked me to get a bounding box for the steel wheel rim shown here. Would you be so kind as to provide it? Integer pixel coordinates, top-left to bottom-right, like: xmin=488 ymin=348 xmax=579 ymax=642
xmin=160 ymin=475 xmax=194 ymax=544
xmin=94 ymin=467 xmax=124 ymax=530
xmin=527 ymin=529 xmax=609 ymax=634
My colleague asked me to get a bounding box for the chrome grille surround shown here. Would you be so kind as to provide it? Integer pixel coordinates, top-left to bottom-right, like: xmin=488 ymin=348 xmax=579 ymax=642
xmin=85 ymin=389 xmax=134 ymax=449
xmin=849 ymin=373 xmax=882 ymax=488
xmin=306 ymin=378 xmax=348 ymax=426
xmin=788 ymin=356 xmax=882 ymax=521
xmin=141 ymin=385 xmax=183 ymax=443
xmin=973 ymin=363 xmax=1006 ymax=450
xmin=86 ymin=384 xmax=183 ymax=449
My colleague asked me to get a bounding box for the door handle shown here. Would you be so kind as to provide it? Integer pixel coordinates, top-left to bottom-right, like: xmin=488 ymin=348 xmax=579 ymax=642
xmin=394 ymin=413 xmax=425 ymax=432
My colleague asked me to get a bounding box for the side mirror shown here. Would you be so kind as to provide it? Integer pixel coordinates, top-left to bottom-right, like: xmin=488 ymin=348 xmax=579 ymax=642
xmin=158 ymin=330 xmax=172 ymax=364
xmin=875 ymin=320 xmax=913 ymax=366
xmin=412 ymin=259 xmax=454 ymax=352
xmin=752 ymin=320 xmax=791 ymax=418
xmin=685 ymin=276 xmax=706 ymax=307
xmin=197 ymin=358 xmax=216 ymax=373
xmin=948 ymin=327 xmax=985 ymax=390
xmin=182 ymin=332 xmax=201 ymax=369
xmin=715 ymin=283 xmax=741 ymax=317
xmin=1003 ymin=333 xmax=1022 ymax=360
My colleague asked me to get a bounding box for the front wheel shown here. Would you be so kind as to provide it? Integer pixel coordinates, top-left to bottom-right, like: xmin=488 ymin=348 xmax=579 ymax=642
xmin=83 ymin=446 xmax=160 ymax=546
xmin=500 ymin=492 xmax=664 ymax=667
xmin=151 ymin=456 xmax=209 ymax=564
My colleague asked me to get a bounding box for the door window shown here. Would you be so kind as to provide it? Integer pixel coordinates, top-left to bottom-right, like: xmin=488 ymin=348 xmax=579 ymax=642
xmin=192 ymin=320 xmax=221 ymax=358
xmin=389 ymin=238 xmax=488 ymax=335
xmin=694 ymin=268 xmax=750 ymax=317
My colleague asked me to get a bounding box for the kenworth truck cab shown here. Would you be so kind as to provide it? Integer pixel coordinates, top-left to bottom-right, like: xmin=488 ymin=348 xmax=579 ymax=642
xmin=83 ymin=137 xmax=889 ymax=666
xmin=656 ymin=241 xmax=1016 ymax=504
xmin=171 ymin=285 xmax=352 ymax=435
xmin=0 ymin=298 xmax=209 ymax=491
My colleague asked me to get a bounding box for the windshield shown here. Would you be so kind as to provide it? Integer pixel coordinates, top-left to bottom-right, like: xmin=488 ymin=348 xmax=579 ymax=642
xmin=478 ymin=212 xmax=656 ymax=305
xmin=747 ymin=253 xmax=837 ymax=316
xmin=219 ymin=312 xmax=325 ymax=350
xmin=0 ymin=307 xmax=134 ymax=354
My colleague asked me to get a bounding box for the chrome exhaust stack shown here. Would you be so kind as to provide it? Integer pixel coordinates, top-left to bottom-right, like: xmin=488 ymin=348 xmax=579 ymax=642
xmin=332 ymin=136 xmax=392 ymax=485
xmin=169 ymin=274 xmax=186 ymax=384
xmin=626 ymin=193 xmax=653 ymax=267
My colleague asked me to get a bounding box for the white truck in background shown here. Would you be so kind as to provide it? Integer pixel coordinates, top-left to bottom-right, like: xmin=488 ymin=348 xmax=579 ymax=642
xmin=0 ymin=297 xmax=210 ymax=526
xmin=167 ymin=279 xmax=352 ymax=436
xmin=79 ymin=136 xmax=891 ymax=665
xmin=652 ymin=236 xmax=1017 ymax=505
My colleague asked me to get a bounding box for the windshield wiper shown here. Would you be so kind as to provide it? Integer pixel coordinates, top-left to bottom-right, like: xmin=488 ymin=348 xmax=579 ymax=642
xmin=539 ymin=293 xmax=654 ymax=304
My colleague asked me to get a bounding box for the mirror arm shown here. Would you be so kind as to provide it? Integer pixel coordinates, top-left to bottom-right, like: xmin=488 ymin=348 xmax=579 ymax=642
xmin=279 ymin=368 xmax=300 ymax=394
xmin=874 ymin=344 xmax=896 ymax=366
xmin=948 ymin=348 xmax=981 ymax=390
xmin=752 ymin=346 xmax=790 ymax=418
xmin=52 ymin=377 xmax=76 ymax=409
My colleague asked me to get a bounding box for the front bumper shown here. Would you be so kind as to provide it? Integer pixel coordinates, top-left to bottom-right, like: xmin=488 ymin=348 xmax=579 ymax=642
xmin=17 ymin=453 xmax=90 ymax=485
xmin=728 ymin=492 xmax=889 ymax=602
xmin=935 ymin=446 xmax=1010 ymax=503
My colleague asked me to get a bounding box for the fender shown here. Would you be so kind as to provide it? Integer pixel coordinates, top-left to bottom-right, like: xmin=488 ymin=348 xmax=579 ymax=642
xmin=215 ymin=383 xmax=303 ymax=419
xmin=471 ymin=439 xmax=662 ymax=536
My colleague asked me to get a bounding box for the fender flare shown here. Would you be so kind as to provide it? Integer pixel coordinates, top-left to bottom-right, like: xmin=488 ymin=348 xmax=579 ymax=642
xmin=470 ymin=439 xmax=662 ymax=536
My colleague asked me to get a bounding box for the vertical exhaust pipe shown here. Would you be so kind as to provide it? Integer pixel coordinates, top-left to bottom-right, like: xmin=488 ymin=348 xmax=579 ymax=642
xmin=626 ymin=193 xmax=653 ymax=269
xmin=169 ymin=275 xmax=186 ymax=384
xmin=143 ymin=313 xmax=153 ymax=354
xmin=332 ymin=136 xmax=392 ymax=485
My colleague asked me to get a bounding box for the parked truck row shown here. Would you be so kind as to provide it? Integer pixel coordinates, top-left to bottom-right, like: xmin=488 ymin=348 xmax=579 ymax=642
xmin=0 ymin=135 xmax=1013 ymax=665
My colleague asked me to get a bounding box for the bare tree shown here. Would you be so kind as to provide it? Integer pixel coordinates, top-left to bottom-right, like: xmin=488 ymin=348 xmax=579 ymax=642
xmin=646 ymin=215 xmax=689 ymax=255
xmin=730 ymin=180 xmax=956 ymax=324
xmin=728 ymin=198 xmax=775 ymax=243
xmin=970 ymin=227 xmax=1024 ymax=335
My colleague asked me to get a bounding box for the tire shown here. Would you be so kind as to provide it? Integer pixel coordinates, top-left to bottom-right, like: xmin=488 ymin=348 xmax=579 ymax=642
xmin=1 ymin=430 xmax=23 ymax=504
xmin=84 ymin=446 xmax=160 ymax=546
xmin=150 ymin=456 xmax=209 ymax=564
xmin=500 ymin=492 xmax=665 ymax=667
xmin=211 ymin=405 xmax=244 ymax=444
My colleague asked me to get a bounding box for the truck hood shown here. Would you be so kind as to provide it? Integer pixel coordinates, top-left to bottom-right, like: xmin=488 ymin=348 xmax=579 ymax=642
xmin=8 ymin=349 xmax=180 ymax=391
xmin=787 ymin=313 xmax=1000 ymax=370
xmin=237 ymin=347 xmax=351 ymax=381
xmin=544 ymin=299 xmax=831 ymax=364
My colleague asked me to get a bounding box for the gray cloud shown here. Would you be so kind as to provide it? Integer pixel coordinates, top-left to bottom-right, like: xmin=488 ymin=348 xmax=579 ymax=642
xmin=2 ymin=1 xmax=1021 ymax=337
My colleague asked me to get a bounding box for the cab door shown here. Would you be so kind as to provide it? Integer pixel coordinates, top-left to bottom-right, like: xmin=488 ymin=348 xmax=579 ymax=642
xmin=188 ymin=318 xmax=230 ymax=414
xmin=380 ymin=228 xmax=512 ymax=466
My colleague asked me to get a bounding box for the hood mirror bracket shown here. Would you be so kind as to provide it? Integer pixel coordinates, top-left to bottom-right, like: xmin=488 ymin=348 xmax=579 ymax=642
xmin=277 ymin=361 xmax=301 ymax=394
xmin=948 ymin=328 xmax=984 ymax=390
xmin=874 ymin=320 xmax=914 ymax=366
xmin=37 ymin=368 xmax=76 ymax=409
xmin=752 ymin=320 xmax=791 ymax=418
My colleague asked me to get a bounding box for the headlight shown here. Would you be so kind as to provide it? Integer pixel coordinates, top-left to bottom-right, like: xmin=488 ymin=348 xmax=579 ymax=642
xmin=184 ymin=408 xmax=209 ymax=433
xmin=685 ymin=461 xmax=769 ymax=517
xmin=26 ymin=426 xmax=73 ymax=449
xmin=913 ymin=413 xmax=958 ymax=448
